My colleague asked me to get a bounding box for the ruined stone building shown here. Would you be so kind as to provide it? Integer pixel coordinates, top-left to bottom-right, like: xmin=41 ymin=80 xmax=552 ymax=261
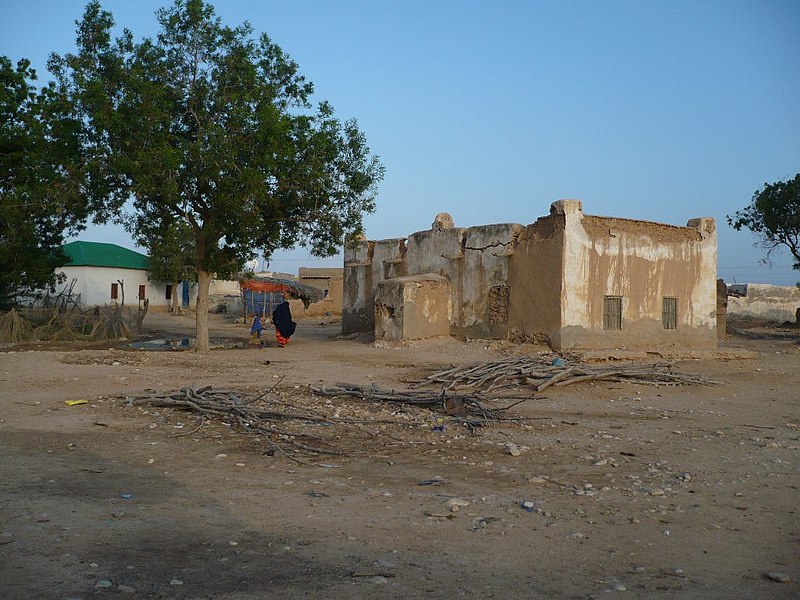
xmin=342 ymin=200 xmax=718 ymax=350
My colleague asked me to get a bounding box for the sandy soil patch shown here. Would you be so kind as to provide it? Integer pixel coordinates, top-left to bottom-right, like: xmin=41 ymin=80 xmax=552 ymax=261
xmin=1 ymin=313 xmax=798 ymax=599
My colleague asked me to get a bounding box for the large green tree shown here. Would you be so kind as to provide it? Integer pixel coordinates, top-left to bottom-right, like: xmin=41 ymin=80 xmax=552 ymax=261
xmin=727 ymin=174 xmax=800 ymax=275
xmin=52 ymin=0 xmax=384 ymax=351
xmin=0 ymin=57 xmax=95 ymax=308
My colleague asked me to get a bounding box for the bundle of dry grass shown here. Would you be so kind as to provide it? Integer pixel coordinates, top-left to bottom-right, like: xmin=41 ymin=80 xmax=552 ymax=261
xmin=0 ymin=301 xmax=149 ymax=345
xmin=0 ymin=309 xmax=33 ymax=344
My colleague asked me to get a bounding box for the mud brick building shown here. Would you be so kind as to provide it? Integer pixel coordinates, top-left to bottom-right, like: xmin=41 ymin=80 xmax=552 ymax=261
xmin=343 ymin=200 xmax=718 ymax=350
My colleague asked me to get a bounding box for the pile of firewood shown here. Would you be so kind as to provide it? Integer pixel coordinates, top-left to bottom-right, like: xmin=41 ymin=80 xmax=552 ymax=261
xmin=421 ymin=355 xmax=719 ymax=392
xmin=126 ymin=385 xmax=341 ymax=458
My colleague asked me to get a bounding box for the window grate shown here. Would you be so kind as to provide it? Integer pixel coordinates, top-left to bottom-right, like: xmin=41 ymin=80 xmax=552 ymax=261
xmin=663 ymin=297 xmax=677 ymax=329
xmin=603 ymin=296 xmax=623 ymax=330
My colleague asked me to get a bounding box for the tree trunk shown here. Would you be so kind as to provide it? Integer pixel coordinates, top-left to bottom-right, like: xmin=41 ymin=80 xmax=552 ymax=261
xmin=171 ymin=280 xmax=180 ymax=313
xmin=195 ymin=269 xmax=211 ymax=354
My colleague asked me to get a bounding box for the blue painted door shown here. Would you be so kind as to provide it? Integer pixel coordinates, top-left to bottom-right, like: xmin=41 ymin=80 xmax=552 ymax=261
xmin=182 ymin=281 xmax=190 ymax=307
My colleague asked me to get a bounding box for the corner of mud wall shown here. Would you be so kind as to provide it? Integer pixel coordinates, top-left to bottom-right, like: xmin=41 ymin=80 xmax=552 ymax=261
xmin=375 ymin=275 xmax=452 ymax=341
xmin=342 ymin=240 xmax=375 ymax=333
xmin=507 ymin=215 xmax=566 ymax=348
xmin=405 ymin=227 xmax=467 ymax=334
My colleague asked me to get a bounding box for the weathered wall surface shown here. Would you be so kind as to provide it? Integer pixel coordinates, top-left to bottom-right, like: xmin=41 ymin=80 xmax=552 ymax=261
xmin=727 ymin=284 xmax=800 ymax=322
xmin=342 ymin=240 xmax=375 ymax=333
xmin=460 ymin=224 xmax=522 ymax=338
xmin=405 ymin=224 xmax=521 ymax=338
xmin=405 ymin=227 xmax=464 ymax=332
xmin=508 ymin=214 xmax=565 ymax=345
xmin=375 ymin=274 xmax=451 ymax=341
xmin=557 ymin=201 xmax=717 ymax=350
xmin=56 ymin=266 xmax=169 ymax=308
xmin=341 ymin=202 xmax=719 ymax=349
xmin=343 ymin=239 xmax=407 ymax=333
xmin=290 ymin=276 xmax=343 ymax=318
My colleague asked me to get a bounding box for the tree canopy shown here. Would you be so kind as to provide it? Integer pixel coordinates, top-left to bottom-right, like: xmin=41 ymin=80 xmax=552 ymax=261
xmin=52 ymin=0 xmax=384 ymax=351
xmin=0 ymin=56 xmax=97 ymax=309
xmin=727 ymin=174 xmax=800 ymax=276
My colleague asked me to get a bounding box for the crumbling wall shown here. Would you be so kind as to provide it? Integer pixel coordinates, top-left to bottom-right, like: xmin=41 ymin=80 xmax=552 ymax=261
xmin=508 ymin=214 xmax=565 ymax=345
xmin=727 ymin=284 xmax=800 ymax=323
xmin=342 ymin=239 xmax=374 ymax=333
xmin=375 ymin=274 xmax=451 ymax=341
xmin=461 ymin=224 xmax=522 ymax=338
xmin=404 ymin=223 xmax=521 ymax=338
xmin=405 ymin=226 xmax=466 ymax=330
xmin=558 ymin=200 xmax=717 ymax=350
xmin=342 ymin=238 xmax=406 ymax=333
xmin=289 ymin=275 xmax=343 ymax=318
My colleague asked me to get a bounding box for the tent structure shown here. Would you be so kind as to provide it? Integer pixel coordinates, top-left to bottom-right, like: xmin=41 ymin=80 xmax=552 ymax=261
xmin=239 ymin=277 xmax=324 ymax=317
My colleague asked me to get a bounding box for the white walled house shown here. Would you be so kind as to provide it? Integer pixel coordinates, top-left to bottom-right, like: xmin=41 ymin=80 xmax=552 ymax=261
xmin=53 ymin=241 xmax=173 ymax=309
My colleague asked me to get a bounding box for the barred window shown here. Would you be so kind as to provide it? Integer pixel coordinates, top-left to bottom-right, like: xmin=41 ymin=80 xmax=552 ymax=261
xmin=603 ymin=296 xmax=622 ymax=330
xmin=663 ymin=297 xmax=677 ymax=329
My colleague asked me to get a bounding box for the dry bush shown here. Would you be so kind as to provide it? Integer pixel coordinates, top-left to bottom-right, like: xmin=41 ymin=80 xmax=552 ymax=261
xmin=0 ymin=301 xmax=149 ymax=345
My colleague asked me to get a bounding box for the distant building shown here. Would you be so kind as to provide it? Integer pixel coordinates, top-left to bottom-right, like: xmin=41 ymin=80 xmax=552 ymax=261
xmin=51 ymin=242 xmax=241 ymax=310
xmin=53 ymin=241 xmax=171 ymax=308
xmin=726 ymin=283 xmax=800 ymax=323
xmin=293 ymin=267 xmax=343 ymax=316
xmin=343 ymin=200 xmax=718 ymax=350
xmin=298 ymin=267 xmax=343 ymax=298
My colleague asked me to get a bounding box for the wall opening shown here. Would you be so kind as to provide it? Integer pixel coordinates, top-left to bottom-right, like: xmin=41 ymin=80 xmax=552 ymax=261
xmin=662 ymin=297 xmax=677 ymax=329
xmin=138 ymin=285 xmax=147 ymax=301
xmin=111 ymin=283 xmax=119 ymax=300
xmin=165 ymin=284 xmax=173 ymax=300
xmin=603 ymin=296 xmax=623 ymax=330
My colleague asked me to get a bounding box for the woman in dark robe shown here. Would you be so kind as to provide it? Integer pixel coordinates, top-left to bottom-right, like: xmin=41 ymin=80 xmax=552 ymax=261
xmin=271 ymin=301 xmax=296 ymax=347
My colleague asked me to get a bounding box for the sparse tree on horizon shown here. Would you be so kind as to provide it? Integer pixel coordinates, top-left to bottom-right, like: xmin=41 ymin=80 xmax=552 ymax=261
xmin=728 ymin=174 xmax=800 ymax=282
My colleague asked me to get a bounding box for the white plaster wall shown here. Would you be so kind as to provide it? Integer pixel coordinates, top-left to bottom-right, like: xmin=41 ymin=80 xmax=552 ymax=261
xmin=687 ymin=218 xmax=718 ymax=331
xmin=728 ymin=284 xmax=800 ymax=322
xmin=55 ymin=266 xmax=170 ymax=308
xmin=209 ymin=279 xmax=241 ymax=296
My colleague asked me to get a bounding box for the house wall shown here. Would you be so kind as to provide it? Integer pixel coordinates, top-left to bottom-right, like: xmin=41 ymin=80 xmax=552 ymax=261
xmin=55 ymin=266 xmax=170 ymax=308
xmin=404 ymin=223 xmax=521 ymax=338
xmin=342 ymin=239 xmax=375 ymax=333
xmin=556 ymin=200 xmax=717 ymax=350
xmin=375 ymin=274 xmax=451 ymax=341
xmin=289 ymin=276 xmax=344 ymax=318
xmin=727 ymin=284 xmax=800 ymax=322
xmin=405 ymin=226 xmax=464 ymax=332
xmin=460 ymin=224 xmax=521 ymax=338
xmin=341 ymin=202 xmax=718 ymax=349
xmin=507 ymin=214 xmax=565 ymax=344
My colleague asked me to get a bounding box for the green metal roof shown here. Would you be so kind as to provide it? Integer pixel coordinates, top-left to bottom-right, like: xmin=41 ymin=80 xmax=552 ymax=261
xmin=62 ymin=241 xmax=150 ymax=270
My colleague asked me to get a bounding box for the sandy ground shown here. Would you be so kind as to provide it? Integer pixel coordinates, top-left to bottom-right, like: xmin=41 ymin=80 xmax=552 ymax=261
xmin=1 ymin=312 xmax=799 ymax=599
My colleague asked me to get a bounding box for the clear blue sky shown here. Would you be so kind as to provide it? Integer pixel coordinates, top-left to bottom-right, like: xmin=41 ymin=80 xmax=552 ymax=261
xmin=2 ymin=0 xmax=799 ymax=283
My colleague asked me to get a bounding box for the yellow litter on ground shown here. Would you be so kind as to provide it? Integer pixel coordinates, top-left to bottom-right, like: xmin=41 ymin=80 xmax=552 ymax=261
xmin=65 ymin=399 xmax=88 ymax=406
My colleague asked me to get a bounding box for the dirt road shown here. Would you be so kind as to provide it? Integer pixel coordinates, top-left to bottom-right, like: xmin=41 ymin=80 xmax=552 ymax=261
xmin=1 ymin=313 xmax=798 ymax=599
